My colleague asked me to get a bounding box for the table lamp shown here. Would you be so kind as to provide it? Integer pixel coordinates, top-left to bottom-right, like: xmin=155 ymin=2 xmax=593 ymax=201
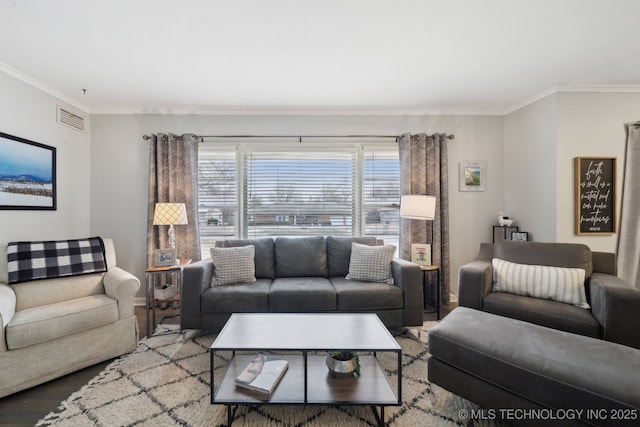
xmin=153 ymin=203 xmax=188 ymax=249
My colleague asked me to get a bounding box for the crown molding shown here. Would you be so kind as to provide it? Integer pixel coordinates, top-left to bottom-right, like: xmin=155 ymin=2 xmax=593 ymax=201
xmin=503 ymin=85 xmax=640 ymax=115
xmin=558 ymin=84 xmax=640 ymax=93
xmin=3 ymin=61 xmax=640 ymax=118
xmin=0 ymin=62 xmax=90 ymax=114
xmin=90 ymin=105 xmax=505 ymax=116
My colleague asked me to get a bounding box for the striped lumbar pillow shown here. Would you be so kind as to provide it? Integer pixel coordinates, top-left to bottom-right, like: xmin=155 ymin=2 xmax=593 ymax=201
xmin=492 ymin=258 xmax=589 ymax=309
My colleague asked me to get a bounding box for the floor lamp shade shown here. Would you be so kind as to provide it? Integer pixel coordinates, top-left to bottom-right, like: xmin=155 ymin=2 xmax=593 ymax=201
xmin=400 ymin=195 xmax=436 ymax=220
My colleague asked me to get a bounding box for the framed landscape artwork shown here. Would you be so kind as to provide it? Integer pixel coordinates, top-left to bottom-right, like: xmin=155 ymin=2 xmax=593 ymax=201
xmin=0 ymin=132 xmax=56 ymax=210
xmin=459 ymin=161 xmax=486 ymax=192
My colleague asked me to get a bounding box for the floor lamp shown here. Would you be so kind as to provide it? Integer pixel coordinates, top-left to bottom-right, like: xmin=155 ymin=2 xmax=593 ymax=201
xmin=400 ymin=194 xmax=440 ymax=319
xmin=400 ymin=194 xmax=436 ymax=263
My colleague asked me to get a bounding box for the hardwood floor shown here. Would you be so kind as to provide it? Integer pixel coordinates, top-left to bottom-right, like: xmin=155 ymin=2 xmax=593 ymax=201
xmin=0 ymin=306 xmax=176 ymax=427
xmin=0 ymin=303 xmax=454 ymax=426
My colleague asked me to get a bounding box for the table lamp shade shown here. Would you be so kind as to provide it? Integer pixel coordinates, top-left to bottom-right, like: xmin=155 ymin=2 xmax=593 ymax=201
xmin=400 ymin=195 xmax=436 ymax=220
xmin=153 ymin=203 xmax=188 ymax=226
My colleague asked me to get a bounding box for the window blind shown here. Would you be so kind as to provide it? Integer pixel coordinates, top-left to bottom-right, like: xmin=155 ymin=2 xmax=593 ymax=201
xmin=197 ymin=142 xmax=400 ymax=255
xmin=243 ymin=151 xmax=357 ymax=238
xmin=363 ymin=151 xmax=401 ymax=246
xmin=198 ymin=150 xmax=237 ymax=249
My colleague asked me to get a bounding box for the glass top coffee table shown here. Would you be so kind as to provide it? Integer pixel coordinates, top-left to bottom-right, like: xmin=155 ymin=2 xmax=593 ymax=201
xmin=210 ymin=313 xmax=402 ymax=426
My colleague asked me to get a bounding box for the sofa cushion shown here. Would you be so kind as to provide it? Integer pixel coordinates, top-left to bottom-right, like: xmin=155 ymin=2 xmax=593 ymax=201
xmin=326 ymin=236 xmax=377 ymax=277
xmin=483 ymin=292 xmax=600 ymax=338
xmin=210 ymin=245 xmax=256 ymax=286
xmin=492 ymin=258 xmax=589 ymax=309
xmin=330 ymin=277 xmax=403 ymax=310
xmin=346 ymin=243 xmax=395 ymax=284
xmin=269 ymin=277 xmax=336 ymax=311
xmin=274 ymin=236 xmax=328 ymax=278
xmin=11 ymin=273 xmax=106 ymax=312
xmin=428 ymin=307 xmax=640 ymax=413
xmin=5 ymin=294 xmax=118 ymax=350
xmin=201 ymin=279 xmax=271 ymax=313
xmin=223 ymin=238 xmax=275 ymax=279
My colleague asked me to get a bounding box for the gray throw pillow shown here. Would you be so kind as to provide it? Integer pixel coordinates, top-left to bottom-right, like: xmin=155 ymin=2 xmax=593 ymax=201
xmin=326 ymin=236 xmax=377 ymax=277
xmin=223 ymin=238 xmax=275 ymax=279
xmin=346 ymin=242 xmax=396 ymax=284
xmin=210 ymin=245 xmax=256 ymax=286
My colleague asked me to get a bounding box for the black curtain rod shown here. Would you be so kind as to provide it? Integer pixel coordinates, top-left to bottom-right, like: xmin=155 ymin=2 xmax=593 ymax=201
xmin=143 ymin=134 xmax=454 ymax=142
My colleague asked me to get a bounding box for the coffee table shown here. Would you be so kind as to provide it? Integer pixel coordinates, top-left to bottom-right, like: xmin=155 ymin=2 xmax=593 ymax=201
xmin=209 ymin=313 xmax=402 ymax=426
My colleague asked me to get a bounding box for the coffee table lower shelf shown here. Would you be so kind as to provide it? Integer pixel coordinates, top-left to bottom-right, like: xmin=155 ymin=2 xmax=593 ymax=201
xmin=211 ymin=353 xmax=401 ymax=426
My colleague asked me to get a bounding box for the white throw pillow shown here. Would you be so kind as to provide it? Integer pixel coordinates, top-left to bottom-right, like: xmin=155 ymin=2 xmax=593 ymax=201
xmin=210 ymin=245 xmax=256 ymax=286
xmin=345 ymin=242 xmax=396 ymax=284
xmin=492 ymin=258 xmax=589 ymax=309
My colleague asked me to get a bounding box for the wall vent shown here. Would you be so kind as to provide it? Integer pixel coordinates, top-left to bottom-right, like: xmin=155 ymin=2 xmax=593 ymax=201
xmin=57 ymin=106 xmax=86 ymax=132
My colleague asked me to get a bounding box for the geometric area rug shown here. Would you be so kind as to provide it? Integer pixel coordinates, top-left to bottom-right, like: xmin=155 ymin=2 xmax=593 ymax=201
xmin=37 ymin=323 xmax=507 ymax=427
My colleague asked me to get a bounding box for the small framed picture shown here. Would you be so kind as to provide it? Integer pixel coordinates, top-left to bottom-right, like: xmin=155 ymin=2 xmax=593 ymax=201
xmin=511 ymin=231 xmax=529 ymax=242
xmin=411 ymin=243 xmax=432 ymax=266
xmin=459 ymin=161 xmax=486 ymax=192
xmin=154 ymin=248 xmax=176 ymax=266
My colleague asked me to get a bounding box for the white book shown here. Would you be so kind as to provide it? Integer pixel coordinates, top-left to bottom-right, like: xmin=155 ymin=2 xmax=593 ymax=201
xmin=235 ymin=354 xmax=289 ymax=395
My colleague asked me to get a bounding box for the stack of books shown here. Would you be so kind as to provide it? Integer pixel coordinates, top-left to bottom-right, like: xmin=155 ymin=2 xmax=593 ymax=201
xmin=235 ymin=354 xmax=288 ymax=395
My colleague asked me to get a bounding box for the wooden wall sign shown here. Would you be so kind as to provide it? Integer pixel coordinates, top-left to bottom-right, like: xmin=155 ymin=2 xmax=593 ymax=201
xmin=575 ymin=157 xmax=616 ymax=235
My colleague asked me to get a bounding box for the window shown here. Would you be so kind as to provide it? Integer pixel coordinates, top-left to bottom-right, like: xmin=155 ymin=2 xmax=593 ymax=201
xmin=197 ymin=141 xmax=399 ymax=255
xmin=198 ymin=149 xmax=237 ymax=251
xmin=244 ymin=151 xmax=357 ymax=238
xmin=363 ymin=151 xmax=401 ymax=244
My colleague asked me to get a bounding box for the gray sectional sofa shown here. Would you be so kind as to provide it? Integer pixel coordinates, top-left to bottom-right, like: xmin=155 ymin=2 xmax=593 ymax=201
xmin=181 ymin=236 xmax=423 ymax=333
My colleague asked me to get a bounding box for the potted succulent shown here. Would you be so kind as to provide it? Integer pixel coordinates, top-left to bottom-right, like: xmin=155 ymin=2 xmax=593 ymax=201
xmin=326 ymin=351 xmax=360 ymax=377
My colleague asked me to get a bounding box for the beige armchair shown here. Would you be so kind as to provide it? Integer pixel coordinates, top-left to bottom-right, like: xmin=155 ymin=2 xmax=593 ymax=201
xmin=0 ymin=238 xmax=139 ymax=398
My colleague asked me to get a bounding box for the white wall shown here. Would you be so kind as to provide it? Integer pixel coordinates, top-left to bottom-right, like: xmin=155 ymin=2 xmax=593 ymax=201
xmin=6 ymin=64 xmax=636 ymax=298
xmin=504 ymin=91 xmax=640 ymax=253
xmin=504 ymin=94 xmax=558 ymax=242
xmin=556 ymin=92 xmax=640 ymax=252
xmin=0 ymin=71 xmax=91 ymax=246
xmin=90 ymin=114 xmax=504 ymax=296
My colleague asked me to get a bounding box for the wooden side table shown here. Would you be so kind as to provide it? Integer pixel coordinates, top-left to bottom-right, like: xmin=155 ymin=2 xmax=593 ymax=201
xmin=420 ymin=265 xmax=441 ymax=320
xmin=145 ymin=258 xmax=191 ymax=337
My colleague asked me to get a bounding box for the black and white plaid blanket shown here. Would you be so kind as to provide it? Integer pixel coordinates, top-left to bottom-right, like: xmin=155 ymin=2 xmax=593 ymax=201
xmin=7 ymin=236 xmax=107 ymax=284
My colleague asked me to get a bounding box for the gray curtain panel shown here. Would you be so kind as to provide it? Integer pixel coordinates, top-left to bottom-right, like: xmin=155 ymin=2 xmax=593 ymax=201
xmin=617 ymin=122 xmax=640 ymax=289
xmin=147 ymin=133 xmax=201 ymax=266
xmin=399 ymin=133 xmax=450 ymax=305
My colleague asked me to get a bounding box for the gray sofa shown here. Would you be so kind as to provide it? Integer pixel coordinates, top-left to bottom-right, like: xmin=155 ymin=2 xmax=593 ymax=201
xmin=428 ymin=240 xmax=640 ymax=426
xmin=181 ymin=236 xmax=423 ymax=332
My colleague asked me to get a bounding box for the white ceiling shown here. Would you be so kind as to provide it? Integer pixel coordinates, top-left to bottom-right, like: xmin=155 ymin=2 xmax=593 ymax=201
xmin=2 ymin=0 xmax=640 ymax=115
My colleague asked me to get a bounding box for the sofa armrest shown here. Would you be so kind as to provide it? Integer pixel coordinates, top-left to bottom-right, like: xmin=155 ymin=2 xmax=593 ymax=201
xmin=589 ymin=273 xmax=640 ymax=349
xmin=391 ymin=258 xmax=423 ymax=326
xmin=458 ymin=260 xmax=493 ymax=310
xmin=181 ymin=258 xmax=214 ymax=330
xmin=103 ymin=267 xmax=140 ymax=319
xmin=0 ymin=283 xmax=16 ymax=352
